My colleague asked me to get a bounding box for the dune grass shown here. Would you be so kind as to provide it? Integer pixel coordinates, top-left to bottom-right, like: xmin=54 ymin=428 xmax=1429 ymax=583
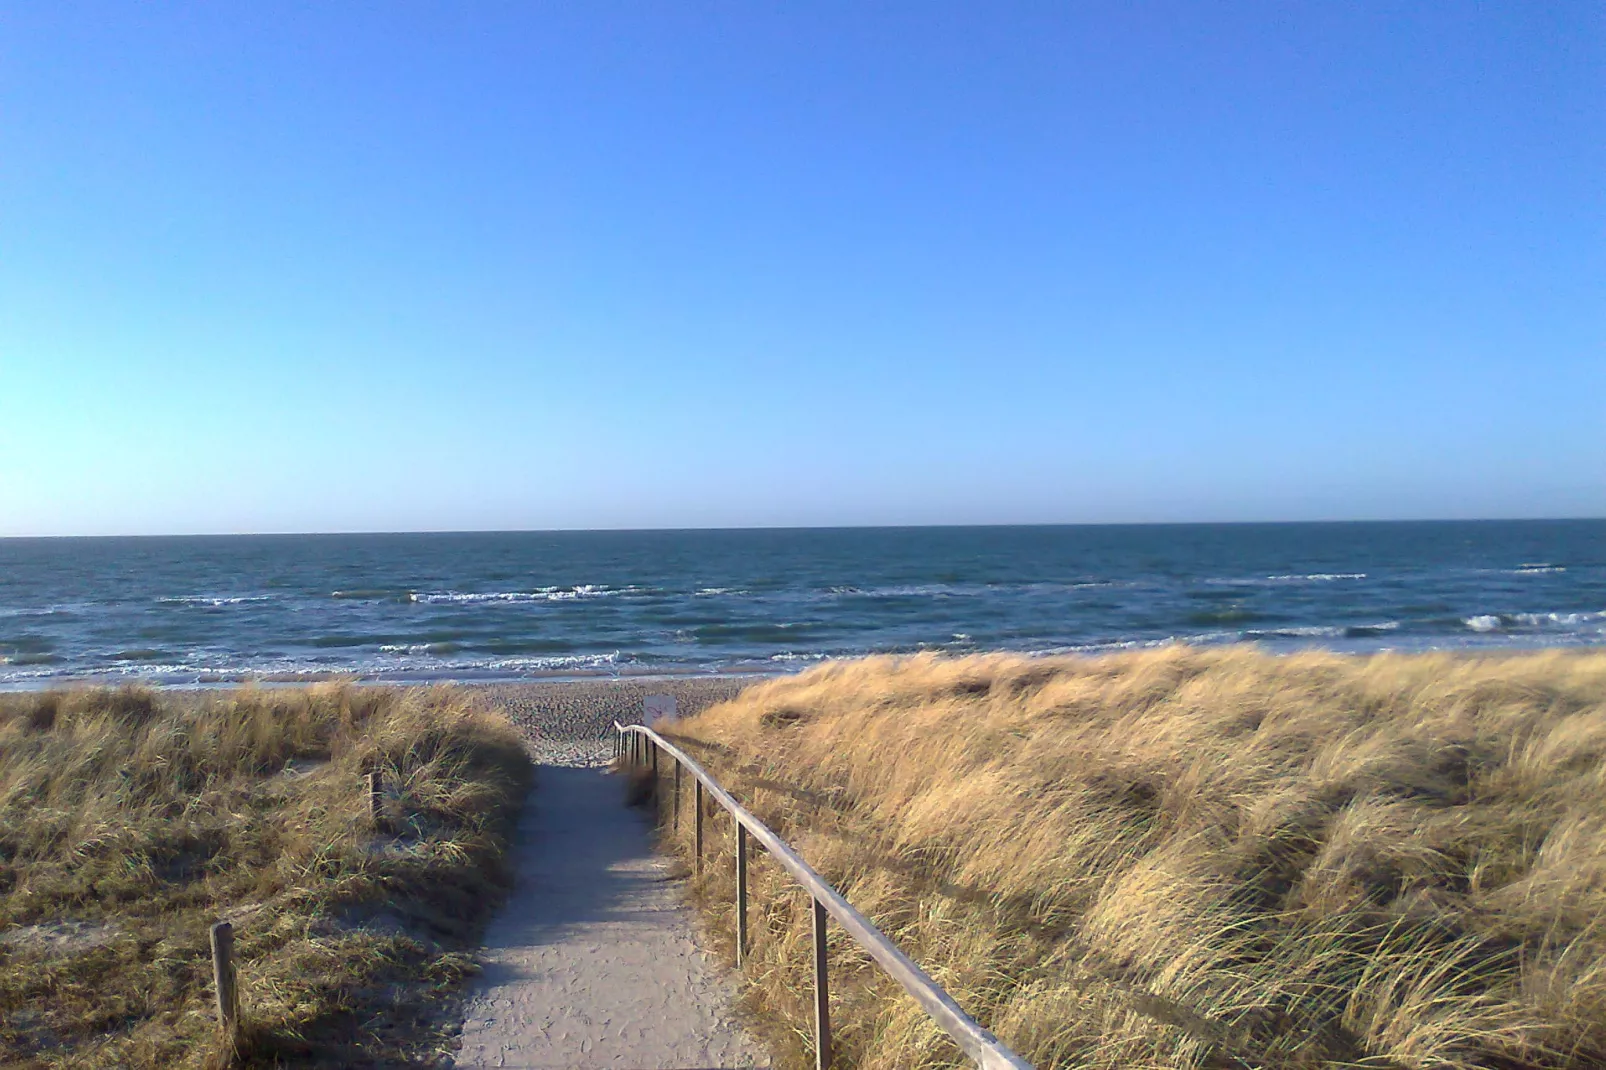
xmin=0 ymin=684 xmax=531 ymax=1068
xmin=658 ymin=647 xmax=1606 ymax=1070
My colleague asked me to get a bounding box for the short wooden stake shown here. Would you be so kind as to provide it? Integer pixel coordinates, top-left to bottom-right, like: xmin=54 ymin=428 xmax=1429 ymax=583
xmin=736 ymin=823 xmax=749 ymax=967
xmin=366 ymin=770 xmax=383 ymax=827
xmin=813 ymin=897 xmax=832 ymax=1069
xmin=211 ymin=920 xmax=239 ymax=1040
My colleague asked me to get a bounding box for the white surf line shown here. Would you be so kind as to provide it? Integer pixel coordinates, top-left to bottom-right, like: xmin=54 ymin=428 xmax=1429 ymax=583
xmin=454 ymin=765 xmax=770 ymax=1069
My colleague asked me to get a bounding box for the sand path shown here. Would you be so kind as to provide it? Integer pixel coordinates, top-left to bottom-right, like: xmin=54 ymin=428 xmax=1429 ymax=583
xmin=454 ymin=765 xmax=769 ymax=1069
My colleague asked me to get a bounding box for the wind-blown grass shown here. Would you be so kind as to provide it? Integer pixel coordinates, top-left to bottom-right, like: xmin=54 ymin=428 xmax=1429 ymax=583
xmin=0 ymin=684 xmax=531 ymax=1068
xmin=661 ymin=647 xmax=1606 ymax=1070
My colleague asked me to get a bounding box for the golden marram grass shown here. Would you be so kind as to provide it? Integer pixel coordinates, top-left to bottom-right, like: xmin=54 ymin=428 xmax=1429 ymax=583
xmin=661 ymin=646 xmax=1606 ymax=1070
xmin=0 ymin=684 xmax=530 ymax=1068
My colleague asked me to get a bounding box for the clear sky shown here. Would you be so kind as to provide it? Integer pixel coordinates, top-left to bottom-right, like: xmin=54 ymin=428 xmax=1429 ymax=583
xmin=1 ymin=3 xmax=1600 ymax=536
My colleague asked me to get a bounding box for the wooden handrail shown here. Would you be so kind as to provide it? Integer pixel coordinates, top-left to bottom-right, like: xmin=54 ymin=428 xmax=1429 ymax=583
xmin=615 ymin=721 xmax=1034 ymax=1070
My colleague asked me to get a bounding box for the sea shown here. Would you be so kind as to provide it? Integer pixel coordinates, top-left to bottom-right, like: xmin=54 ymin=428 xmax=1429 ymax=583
xmin=0 ymin=520 xmax=1601 ymax=688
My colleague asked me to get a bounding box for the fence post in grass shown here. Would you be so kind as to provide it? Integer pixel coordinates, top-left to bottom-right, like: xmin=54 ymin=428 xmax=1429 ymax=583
xmin=365 ymin=769 xmax=383 ymax=828
xmin=736 ymin=823 xmax=749 ymax=967
xmin=673 ymin=759 xmax=682 ymax=833
xmin=813 ymin=897 xmax=832 ymax=1069
xmin=210 ymin=920 xmax=239 ymax=1042
xmin=694 ymin=780 xmax=705 ymax=876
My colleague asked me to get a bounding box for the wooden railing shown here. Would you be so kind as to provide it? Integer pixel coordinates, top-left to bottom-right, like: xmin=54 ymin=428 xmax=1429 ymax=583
xmin=614 ymin=721 xmax=1034 ymax=1070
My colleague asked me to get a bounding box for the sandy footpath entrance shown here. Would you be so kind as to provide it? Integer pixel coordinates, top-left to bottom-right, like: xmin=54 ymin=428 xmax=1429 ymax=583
xmin=454 ymin=766 xmax=769 ymax=1069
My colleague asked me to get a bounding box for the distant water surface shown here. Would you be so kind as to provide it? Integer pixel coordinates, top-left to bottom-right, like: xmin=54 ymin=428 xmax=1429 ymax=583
xmin=0 ymin=521 xmax=1601 ymax=687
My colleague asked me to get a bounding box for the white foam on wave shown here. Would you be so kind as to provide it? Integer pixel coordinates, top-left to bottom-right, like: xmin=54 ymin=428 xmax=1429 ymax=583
xmin=1465 ymin=610 xmax=1604 ymax=633
xmin=480 ymin=651 xmax=623 ymax=672
xmin=1208 ymin=573 xmax=1367 ymax=587
xmin=411 ymin=585 xmax=628 ymax=605
xmin=830 ymin=583 xmax=986 ymax=598
xmin=1512 ymin=566 xmax=1567 ymax=575
xmin=157 ymin=595 xmax=273 ymax=607
xmin=0 ymin=603 xmax=86 ymax=620
xmin=1515 ymin=610 xmax=1605 ymax=628
xmin=695 ymin=587 xmax=746 ymax=596
xmin=378 ymin=643 xmax=461 ymax=655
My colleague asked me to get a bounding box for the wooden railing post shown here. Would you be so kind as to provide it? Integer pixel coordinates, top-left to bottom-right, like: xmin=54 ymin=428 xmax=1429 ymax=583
xmin=211 ymin=920 xmax=239 ymax=1042
xmin=813 ymin=897 xmax=832 ymax=1069
xmin=736 ymin=823 xmax=749 ymax=967
xmin=609 ymin=720 xmax=1035 ymax=1070
xmin=694 ymin=779 xmax=705 ymax=876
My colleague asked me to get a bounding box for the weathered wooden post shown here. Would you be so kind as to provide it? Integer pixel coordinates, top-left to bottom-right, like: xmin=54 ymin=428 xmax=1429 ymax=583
xmin=813 ymin=897 xmax=831 ymax=1069
xmin=211 ymin=920 xmax=239 ymax=1042
xmin=736 ymin=823 xmax=749 ymax=966
xmin=650 ymin=739 xmax=660 ymax=820
xmin=673 ymin=760 xmax=682 ymax=832
xmin=694 ymin=780 xmax=705 ymax=876
xmin=366 ymin=769 xmax=383 ymax=827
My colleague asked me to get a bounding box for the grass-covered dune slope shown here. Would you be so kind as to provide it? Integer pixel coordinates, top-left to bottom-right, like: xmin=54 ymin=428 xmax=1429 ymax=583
xmin=664 ymin=648 xmax=1606 ymax=1070
xmin=0 ymin=685 xmax=531 ymax=1068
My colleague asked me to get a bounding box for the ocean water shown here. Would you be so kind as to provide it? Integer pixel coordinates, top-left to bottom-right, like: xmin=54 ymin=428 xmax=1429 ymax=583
xmin=0 ymin=521 xmax=1601 ymax=687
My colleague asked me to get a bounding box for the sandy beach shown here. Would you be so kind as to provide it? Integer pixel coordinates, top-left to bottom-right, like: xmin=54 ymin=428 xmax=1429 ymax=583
xmin=465 ymin=676 xmax=762 ymax=764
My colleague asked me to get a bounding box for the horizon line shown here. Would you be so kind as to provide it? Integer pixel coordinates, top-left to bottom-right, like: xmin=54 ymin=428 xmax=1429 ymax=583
xmin=3 ymin=516 xmax=1602 ymax=541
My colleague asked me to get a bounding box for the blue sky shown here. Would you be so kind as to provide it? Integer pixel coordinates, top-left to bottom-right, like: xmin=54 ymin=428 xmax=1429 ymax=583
xmin=1 ymin=3 xmax=1600 ymax=536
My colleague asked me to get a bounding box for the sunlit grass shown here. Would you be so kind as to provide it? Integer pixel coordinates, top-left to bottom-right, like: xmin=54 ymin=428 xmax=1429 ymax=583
xmin=0 ymin=684 xmax=531 ymax=1068
xmin=663 ymin=647 xmax=1606 ymax=1069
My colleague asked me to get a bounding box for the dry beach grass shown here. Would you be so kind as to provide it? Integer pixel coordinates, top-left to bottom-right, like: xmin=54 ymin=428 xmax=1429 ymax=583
xmin=661 ymin=647 xmax=1606 ymax=1070
xmin=0 ymin=684 xmax=530 ymax=1068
